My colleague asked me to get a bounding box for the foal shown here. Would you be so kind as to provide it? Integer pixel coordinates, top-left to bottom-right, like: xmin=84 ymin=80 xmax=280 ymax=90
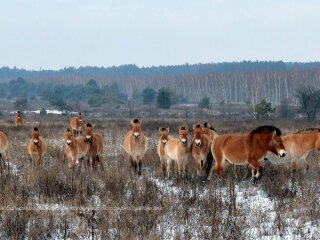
xmin=157 ymin=127 xmax=173 ymax=177
xmin=265 ymin=128 xmax=320 ymax=175
xmin=165 ymin=126 xmax=190 ymax=178
xmin=64 ymin=128 xmax=90 ymax=169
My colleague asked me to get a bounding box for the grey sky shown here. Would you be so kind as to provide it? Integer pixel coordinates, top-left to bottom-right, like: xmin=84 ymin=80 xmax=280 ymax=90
xmin=0 ymin=0 xmax=319 ymax=70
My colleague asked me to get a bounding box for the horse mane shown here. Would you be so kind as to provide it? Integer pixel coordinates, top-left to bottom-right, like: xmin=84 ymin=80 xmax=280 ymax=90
xmin=295 ymin=128 xmax=320 ymax=134
xmin=160 ymin=127 xmax=166 ymax=131
xmin=78 ymin=112 xmax=82 ymax=115
xmin=209 ymin=127 xmax=216 ymax=131
xmin=86 ymin=123 xmax=93 ymax=128
xmin=33 ymin=127 xmax=39 ymax=132
xmin=17 ymin=111 xmax=21 ymax=114
xmin=250 ymin=126 xmax=281 ymax=136
xmin=203 ymin=122 xmax=216 ymax=132
xmin=194 ymin=124 xmax=201 ymax=129
xmin=133 ymin=119 xmax=140 ymax=124
xmin=66 ymin=128 xmax=72 ymax=132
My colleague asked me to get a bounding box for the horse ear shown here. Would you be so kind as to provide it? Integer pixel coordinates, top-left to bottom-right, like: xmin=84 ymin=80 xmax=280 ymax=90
xmin=273 ymin=130 xmax=277 ymax=136
xmin=131 ymin=119 xmax=134 ymax=125
xmin=167 ymin=127 xmax=170 ymax=133
xmin=159 ymin=127 xmax=162 ymax=132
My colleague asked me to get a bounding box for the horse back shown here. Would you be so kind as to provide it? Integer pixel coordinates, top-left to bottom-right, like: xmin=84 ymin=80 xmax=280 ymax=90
xmin=93 ymin=133 xmax=104 ymax=154
xmin=70 ymin=117 xmax=79 ymax=129
xmin=75 ymin=136 xmax=90 ymax=157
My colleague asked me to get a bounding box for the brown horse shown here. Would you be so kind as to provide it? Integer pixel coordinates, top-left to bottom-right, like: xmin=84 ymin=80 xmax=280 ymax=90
xmin=123 ymin=119 xmax=148 ymax=175
xmin=85 ymin=123 xmax=104 ymax=170
xmin=157 ymin=127 xmax=173 ymax=177
xmin=70 ymin=112 xmax=84 ymax=136
xmin=64 ymin=128 xmax=90 ymax=169
xmin=209 ymin=126 xmax=286 ymax=182
xmin=190 ymin=124 xmax=212 ymax=178
xmin=14 ymin=111 xmax=23 ymax=127
xmin=265 ymin=128 xmax=320 ymax=175
xmin=0 ymin=131 xmax=9 ymax=172
xmin=27 ymin=127 xmax=47 ymax=168
xmin=165 ymin=126 xmax=190 ymax=178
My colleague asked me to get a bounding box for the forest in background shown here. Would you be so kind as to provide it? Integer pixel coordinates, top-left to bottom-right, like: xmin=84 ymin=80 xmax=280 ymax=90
xmin=1 ymin=61 xmax=320 ymax=106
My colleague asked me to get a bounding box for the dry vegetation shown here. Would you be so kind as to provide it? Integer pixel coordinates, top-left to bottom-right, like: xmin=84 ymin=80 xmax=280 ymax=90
xmin=0 ymin=116 xmax=319 ymax=239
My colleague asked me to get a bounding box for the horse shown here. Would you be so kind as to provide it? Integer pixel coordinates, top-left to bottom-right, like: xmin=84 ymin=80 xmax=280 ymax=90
xmin=123 ymin=119 xmax=149 ymax=175
xmin=190 ymin=124 xmax=212 ymax=178
xmin=202 ymin=122 xmax=219 ymax=140
xmin=157 ymin=127 xmax=173 ymax=177
xmin=27 ymin=127 xmax=47 ymax=168
xmin=70 ymin=112 xmax=84 ymax=136
xmin=85 ymin=123 xmax=104 ymax=170
xmin=208 ymin=126 xmax=286 ymax=182
xmin=265 ymin=128 xmax=320 ymax=175
xmin=165 ymin=126 xmax=190 ymax=178
xmin=14 ymin=111 xmax=23 ymax=127
xmin=0 ymin=131 xmax=9 ymax=173
xmin=64 ymin=128 xmax=90 ymax=169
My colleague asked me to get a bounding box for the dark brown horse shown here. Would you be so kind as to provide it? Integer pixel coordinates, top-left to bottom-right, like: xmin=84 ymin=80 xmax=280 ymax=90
xmin=190 ymin=124 xmax=212 ymax=178
xmin=209 ymin=126 xmax=286 ymax=182
xmin=85 ymin=123 xmax=104 ymax=170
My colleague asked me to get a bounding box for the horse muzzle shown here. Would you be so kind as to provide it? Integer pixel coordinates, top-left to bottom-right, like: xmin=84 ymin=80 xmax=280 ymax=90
xmin=162 ymin=140 xmax=167 ymax=145
xmin=195 ymin=139 xmax=201 ymax=147
xmin=278 ymin=149 xmax=286 ymax=158
xmin=181 ymin=139 xmax=187 ymax=145
xmin=134 ymin=133 xmax=140 ymax=140
xmin=85 ymin=136 xmax=92 ymax=143
xmin=66 ymin=140 xmax=72 ymax=146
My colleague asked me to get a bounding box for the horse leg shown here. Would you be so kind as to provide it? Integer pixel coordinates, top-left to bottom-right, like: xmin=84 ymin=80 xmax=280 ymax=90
xmin=303 ymin=159 xmax=309 ymax=175
xmin=196 ymin=160 xmax=201 ymax=178
xmin=177 ymin=158 xmax=182 ymax=179
xmin=166 ymin=158 xmax=171 ymax=178
xmin=92 ymin=152 xmax=97 ymax=171
xmin=291 ymin=160 xmax=298 ymax=175
xmin=248 ymin=159 xmax=262 ymax=183
xmin=160 ymin=157 xmax=166 ymax=178
xmin=182 ymin=157 xmax=188 ymax=179
xmin=138 ymin=160 xmax=142 ymax=176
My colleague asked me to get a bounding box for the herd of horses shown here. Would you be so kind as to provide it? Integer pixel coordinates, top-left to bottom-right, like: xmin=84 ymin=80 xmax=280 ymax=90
xmin=0 ymin=111 xmax=319 ymax=182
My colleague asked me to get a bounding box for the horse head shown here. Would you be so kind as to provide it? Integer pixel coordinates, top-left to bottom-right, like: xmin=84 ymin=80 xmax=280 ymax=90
xmin=85 ymin=123 xmax=94 ymax=143
xmin=65 ymin=128 xmax=73 ymax=146
xmin=159 ymin=127 xmax=170 ymax=146
xmin=179 ymin=126 xmax=188 ymax=146
xmin=32 ymin=127 xmax=40 ymax=146
xmin=131 ymin=119 xmax=141 ymax=140
xmin=193 ymin=124 xmax=203 ymax=147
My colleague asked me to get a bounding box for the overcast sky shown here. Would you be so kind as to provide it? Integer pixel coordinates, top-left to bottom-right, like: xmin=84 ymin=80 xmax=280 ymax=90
xmin=0 ymin=0 xmax=319 ymax=70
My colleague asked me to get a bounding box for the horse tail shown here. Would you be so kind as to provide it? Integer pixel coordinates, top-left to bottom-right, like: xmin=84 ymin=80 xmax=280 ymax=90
xmin=206 ymin=143 xmax=214 ymax=178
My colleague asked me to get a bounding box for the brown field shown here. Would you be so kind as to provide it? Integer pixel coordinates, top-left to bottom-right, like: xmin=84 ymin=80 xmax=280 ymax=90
xmin=0 ymin=117 xmax=319 ymax=239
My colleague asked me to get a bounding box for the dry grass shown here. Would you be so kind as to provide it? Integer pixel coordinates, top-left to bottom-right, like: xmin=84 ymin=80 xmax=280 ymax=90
xmin=0 ymin=117 xmax=319 ymax=239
